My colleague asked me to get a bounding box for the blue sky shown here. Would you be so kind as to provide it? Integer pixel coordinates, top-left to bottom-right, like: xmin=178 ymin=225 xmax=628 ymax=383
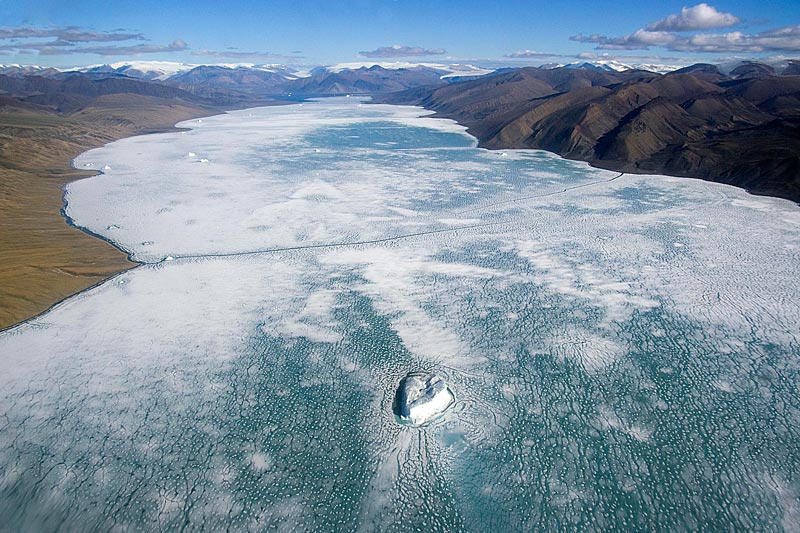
xmin=2 ymin=1 xmax=800 ymax=67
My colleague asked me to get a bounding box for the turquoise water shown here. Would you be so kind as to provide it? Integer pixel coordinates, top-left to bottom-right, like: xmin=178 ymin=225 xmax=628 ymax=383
xmin=1 ymin=99 xmax=798 ymax=531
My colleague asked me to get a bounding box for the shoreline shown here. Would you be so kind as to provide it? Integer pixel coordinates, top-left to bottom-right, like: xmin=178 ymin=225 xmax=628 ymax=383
xmin=0 ymin=99 xmax=285 ymax=330
xmin=432 ymin=110 xmax=800 ymax=206
xmin=0 ymin=116 xmax=182 ymax=334
xmin=372 ymin=94 xmax=800 ymax=206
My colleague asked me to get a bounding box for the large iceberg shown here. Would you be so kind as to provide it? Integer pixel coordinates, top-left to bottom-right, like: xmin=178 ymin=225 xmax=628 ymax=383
xmin=394 ymin=372 xmax=455 ymax=426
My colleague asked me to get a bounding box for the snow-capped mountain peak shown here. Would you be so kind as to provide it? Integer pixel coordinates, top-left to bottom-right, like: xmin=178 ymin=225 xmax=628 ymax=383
xmin=564 ymin=60 xmax=680 ymax=74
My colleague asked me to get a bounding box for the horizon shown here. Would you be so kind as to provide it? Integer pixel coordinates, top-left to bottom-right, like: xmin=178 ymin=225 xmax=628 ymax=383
xmin=2 ymin=57 xmax=800 ymax=78
xmin=2 ymin=1 xmax=800 ymax=69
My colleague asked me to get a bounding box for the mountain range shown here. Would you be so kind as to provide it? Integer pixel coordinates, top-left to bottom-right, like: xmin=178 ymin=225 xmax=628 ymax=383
xmin=0 ymin=61 xmax=496 ymax=97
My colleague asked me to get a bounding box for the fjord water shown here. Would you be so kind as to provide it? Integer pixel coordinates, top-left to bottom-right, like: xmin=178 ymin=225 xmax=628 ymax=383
xmin=1 ymin=98 xmax=799 ymax=531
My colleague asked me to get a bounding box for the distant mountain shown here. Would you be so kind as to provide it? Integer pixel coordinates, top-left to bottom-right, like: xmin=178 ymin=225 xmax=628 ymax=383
xmin=320 ymin=61 xmax=495 ymax=78
xmin=56 ymin=61 xmax=494 ymax=95
xmin=563 ymin=60 xmax=680 ymax=74
xmin=380 ymin=64 xmax=800 ymax=202
xmin=0 ymin=64 xmax=62 ymax=78
xmin=168 ymin=65 xmax=299 ymax=94
xmin=0 ymin=62 xmax=463 ymax=96
xmin=731 ymin=62 xmax=776 ymax=79
xmin=285 ymin=65 xmax=448 ymax=95
xmin=564 ymin=61 xmax=630 ymax=72
xmin=671 ymin=63 xmax=728 ymax=83
xmin=785 ymin=60 xmax=800 ymax=76
xmin=0 ymin=71 xmax=271 ymax=113
xmin=81 ymin=61 xmax=205 ymax=81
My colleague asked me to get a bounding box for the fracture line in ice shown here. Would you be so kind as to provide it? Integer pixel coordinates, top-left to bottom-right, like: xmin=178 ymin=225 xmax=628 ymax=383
xmin=456 ymin=172 xmax=625 ymax=215
xmin=126 ymin=173 xmax=631 ymax=266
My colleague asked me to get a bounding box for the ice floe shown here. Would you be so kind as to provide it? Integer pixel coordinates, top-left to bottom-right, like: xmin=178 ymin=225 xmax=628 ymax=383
xmin=394 ymin=372 xmax=455 ymax=426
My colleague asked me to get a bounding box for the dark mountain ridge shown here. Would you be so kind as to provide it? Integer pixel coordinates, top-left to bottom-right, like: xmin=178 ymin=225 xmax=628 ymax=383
xmin=0 ymin=71 xmax=281 ymax=115
xmin=1 ymin=63 xmax=458 ymax=97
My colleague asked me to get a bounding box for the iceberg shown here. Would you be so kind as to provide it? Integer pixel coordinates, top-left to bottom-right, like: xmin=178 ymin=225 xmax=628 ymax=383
xmin=394 ymin=372 xmax=455 ymax=426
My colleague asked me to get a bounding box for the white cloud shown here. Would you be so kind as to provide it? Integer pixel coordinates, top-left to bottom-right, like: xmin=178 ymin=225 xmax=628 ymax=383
xmin=358 ymin=45 xmax=446 ymax=58
xmin=38 ymin=39 xmax=188 ymax=56
xmin=572 ymin=24 xmax=800 ymax=54
xmin=0 ymin=26 xmax=143 ymax=42
xmin=0 ymin=25 xmax=187 ymax=57
xmin=570 ymin=31 xmax=677 ymax=51
xmin=566 ymin=4 xmax=800 ymax=55
xmin=190 ymin=48 xmax=295 ymax=61
xmin=629 ymin=29 xmax=679 ymax=47
xmin=677 ymin=25 xmax=800 ymax=53
xmin=646 ymin=3 xmax=741 ymax=32
xmin=503 ymin=49 xmax=562 ymax=59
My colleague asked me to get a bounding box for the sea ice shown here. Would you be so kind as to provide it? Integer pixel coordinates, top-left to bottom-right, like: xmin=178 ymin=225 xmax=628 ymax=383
xmin=1 ymin=97 xmax=798 ymax=531
xmin=394 ymin=372 xmax=455 ymax=426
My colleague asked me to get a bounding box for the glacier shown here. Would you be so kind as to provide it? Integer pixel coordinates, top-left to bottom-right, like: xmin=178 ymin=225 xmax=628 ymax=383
xmin=1 ymin=98 xmax=799 ymax=531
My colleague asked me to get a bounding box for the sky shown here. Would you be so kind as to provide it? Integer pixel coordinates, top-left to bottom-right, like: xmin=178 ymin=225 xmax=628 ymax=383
xmin=1 ymin=0 xmax=800 ymax=68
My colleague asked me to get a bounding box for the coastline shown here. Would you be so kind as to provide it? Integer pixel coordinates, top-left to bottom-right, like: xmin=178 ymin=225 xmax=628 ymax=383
xmin=432 ymin=109 xmax=800 ymax=205
xmin=0 ymin=99 xmax=283 ymax=330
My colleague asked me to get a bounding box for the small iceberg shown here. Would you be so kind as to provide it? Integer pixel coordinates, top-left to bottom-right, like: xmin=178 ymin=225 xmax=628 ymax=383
xmin=393 ymin=372 xmax=455 ymax=427
xmin=187 ymin=152 xmax=196 ymax=157
xmin=164 ymin=256 xmax=174 ymax=262
xmin=103 ymin=165 xmax=112 ymax=170
xmin=106 ymin=224 xmax=119 ymax=230
xmin=199 ymin=158 xmax=209 ymax=163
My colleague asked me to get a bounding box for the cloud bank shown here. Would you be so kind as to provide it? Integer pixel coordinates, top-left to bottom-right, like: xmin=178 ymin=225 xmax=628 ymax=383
xmin=0 ymin=26 xmax=144 ymax=42
xmin=359 ymin=45 xmax=446 ymax=58
xmin=40 ymin=39 xmax=188 ymax=56
xmin=0 ymin=25 xmax=187 ymax=57
xmin=503 ymin=50 xmax=563 ymax=59
xmin=572 ymin=25 xmax=800 ymax=53
xmin=190 ymin=48 xmax=291 ymax=61
xmin=570 ymin=3 xmax=800 ymax=54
